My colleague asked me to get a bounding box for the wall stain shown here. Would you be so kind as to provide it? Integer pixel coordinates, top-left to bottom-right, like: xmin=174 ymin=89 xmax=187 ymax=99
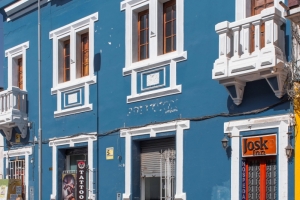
xmin=127 ymin=99 xmax=178 ymax=116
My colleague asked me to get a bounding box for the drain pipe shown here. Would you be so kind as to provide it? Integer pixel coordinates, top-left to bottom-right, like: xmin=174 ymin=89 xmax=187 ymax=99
xmin=37 ymin=0 xmax=42 ymax=199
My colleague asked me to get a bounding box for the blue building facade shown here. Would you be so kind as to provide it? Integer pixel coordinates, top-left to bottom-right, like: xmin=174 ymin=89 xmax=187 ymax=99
xmin=0 ymin=0 xmax=294 ymax=199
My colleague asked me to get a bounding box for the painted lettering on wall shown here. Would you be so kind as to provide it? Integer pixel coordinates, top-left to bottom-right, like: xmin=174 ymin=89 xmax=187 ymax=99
xmin=242 ymin=160 xmax=246 ymax=200
xmin=127 ymin=99 xmax=178 ymax=116
xmin=77 ymin=160 xmax=86 ymax=200
xmin=242 ymin=134 xmax=277 ymax=157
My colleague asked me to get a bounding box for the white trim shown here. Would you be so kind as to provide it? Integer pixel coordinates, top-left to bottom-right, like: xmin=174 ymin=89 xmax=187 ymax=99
xmin=5 ymin=0 xmax=50 ymax=22
xmin=224 ymin=114 xmax=290 ymax=200
xmin=120 ymin=120 xmax=190 ymax=200
xmin=121 ymin=0 xmax=187 ymax=102
xmin=3 ymin=146 xmax=32 ymax=200
xmin=63 ymin=88 xmax=82 ymax=108
xmin=49 ymin=13 xmax=98 ymax=117
xmin=141 ymin=67 xmax=166 ymax=91
xmin=49 ymin=133 xmax=97 ymax=200
xmin=5 ymin=41 xmax=29 ymax=91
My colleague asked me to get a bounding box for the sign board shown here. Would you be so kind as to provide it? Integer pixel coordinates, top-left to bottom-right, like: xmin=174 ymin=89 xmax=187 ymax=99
xmin=62 ymin=171 xmax=76 ymax=200
xmin=15 ymin=134 xmax=20 ymax=143
xmin=77 ymin=160 xmax=86 ymax=200
xmin=106 ymin=147 xmax=114 ymax=160
xmin=0 ymin=179 xmax=8 ymax=200
xmin=242 ymin=134 xmax=277 ymax=157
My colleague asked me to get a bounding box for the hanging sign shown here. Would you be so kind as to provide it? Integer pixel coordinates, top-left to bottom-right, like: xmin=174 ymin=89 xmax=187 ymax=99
xmin=242 ymin=134 xmax=277 ymax=157
xmin=77 ymin=160 xmax=86 ymax=200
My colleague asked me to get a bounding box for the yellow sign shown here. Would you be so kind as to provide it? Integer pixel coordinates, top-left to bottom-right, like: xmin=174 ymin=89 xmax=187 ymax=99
xmin=106 ymin=147 xmax=114 ymax=160
xmin=15 ymin=134 xmax=21 ymax=143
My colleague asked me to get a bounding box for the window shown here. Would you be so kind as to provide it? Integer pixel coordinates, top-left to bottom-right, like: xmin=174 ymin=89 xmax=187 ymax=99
xmin=8 ymin=159 xmax=25 ymax=199
xmin=243 ymin=156 xmax=277 ymax=200
xmin=5 ymin=41 xmax=29 ymax=91
xmin=4 ymin=146 xmax=32 ymax=200
xmin=49 ymin=13 xmax=98 ymax=117
xmin=121 ymin=0 xmax=186 ymax=103
xmin=138 ymin=10 xmax=149 ymax=61
xmin=164 ymin=0 xmax=176 ymax=54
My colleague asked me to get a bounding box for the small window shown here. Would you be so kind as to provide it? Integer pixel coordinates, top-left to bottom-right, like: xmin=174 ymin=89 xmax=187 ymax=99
xmin=8 ymin=158 xmax=25 ymax=199
xmin=81 ymin=33 xmax=89 ymax=77
xmin=63 ymin=40 xmax=70 ymax=82
xmin=138 ymin=10 xmax=149 ymax=61
xmin=18 ymin=58 xmax=23 ymax=90
xmin=164 ymin=0 xmax=176 ymax=54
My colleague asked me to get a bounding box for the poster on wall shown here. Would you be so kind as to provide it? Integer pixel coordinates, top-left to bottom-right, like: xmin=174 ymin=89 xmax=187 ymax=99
xmin=77 ymin=160 xmax=86 ymax=200
xmin=0 ymin=179 xmax=8 ymax=200
xmin=62 ymin=171 xmax=76 ymax=200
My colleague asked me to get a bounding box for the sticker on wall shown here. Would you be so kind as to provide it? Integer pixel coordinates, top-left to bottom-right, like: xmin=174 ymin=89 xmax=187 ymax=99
xmin=242 ymin=134 xmax=277 ymax=157
xmin=15 ymin=134 xmax=21 ymax=143
xmin=106 ymin=147 xmax=114 ymax=160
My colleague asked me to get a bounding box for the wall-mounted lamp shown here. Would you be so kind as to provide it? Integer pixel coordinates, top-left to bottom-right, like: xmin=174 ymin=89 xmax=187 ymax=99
xmin=221 ymin=132 xmax=242 ymax=150
xmin=285 ymin=128 xmax=294 ymax=159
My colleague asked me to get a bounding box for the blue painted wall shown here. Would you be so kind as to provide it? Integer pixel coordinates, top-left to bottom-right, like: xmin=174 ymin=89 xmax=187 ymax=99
xmin=0 ymin=0 xmax=293 ymax=199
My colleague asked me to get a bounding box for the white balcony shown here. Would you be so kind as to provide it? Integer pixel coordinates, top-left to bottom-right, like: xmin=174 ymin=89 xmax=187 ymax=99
xmin=0 ymin=87 xmax=28 ymax=140
xmin=213 ymin=7 xmax=287 ymax=105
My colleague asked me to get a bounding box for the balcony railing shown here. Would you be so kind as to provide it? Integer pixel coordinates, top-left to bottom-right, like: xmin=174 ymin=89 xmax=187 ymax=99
xmin=0 ymin=86 xmax=27 ymax=117
xmin=213 ymin=7 xmax=287 ymax=105
xmin=213 ymin=7 xmax=285 ymax=79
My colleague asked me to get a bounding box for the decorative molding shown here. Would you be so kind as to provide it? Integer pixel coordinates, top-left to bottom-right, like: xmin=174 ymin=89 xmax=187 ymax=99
xmin=50 ymin=13 xmax=98 ymax=117
xmin=49 ymin=133 xmax=97 ymax=200
xmin=121 ymin=0 xmax=186 ymax=102
xmin=5 ymin=41 xmax=29 ymax=91
xmin=120 ymin=120 xmax=190 ymax=200
xmin=224 ymin=114 xmax=290 ymax=200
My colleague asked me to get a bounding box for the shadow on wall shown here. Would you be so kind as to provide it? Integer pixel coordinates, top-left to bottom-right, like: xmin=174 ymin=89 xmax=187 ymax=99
xmin=226 ymin=79 xmax=290 ymax=114
xmin=94 ymin=52 xmax=101 ymax=72
xmin=51 ymin=0 xmax=72 ymax=6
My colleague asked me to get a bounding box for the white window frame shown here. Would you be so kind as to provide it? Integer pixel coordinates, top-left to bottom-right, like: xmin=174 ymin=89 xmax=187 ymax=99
xmin=235 ymin=0 xmax=285 ymax=21
xmin=120 ymin=0 xmax=187 ymax=103
xmin=49 ymin=13 xmax=98 ymax=118
xmin=120 ymin=120 xmax=190 ymax=200
xmin=3 ymin=146 xmax=32 ymax=200
xmin=224 ymin=114 xmax=290 ymax=200
xmin=49 ymin=133 xmax=97 ymax=200
xmin=5 ymin=41 xmax=29 ymax=91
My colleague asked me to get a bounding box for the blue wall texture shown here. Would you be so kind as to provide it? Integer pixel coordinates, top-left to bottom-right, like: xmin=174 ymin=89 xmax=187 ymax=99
xmin=0 ymin=0 xmax=293 ymax=199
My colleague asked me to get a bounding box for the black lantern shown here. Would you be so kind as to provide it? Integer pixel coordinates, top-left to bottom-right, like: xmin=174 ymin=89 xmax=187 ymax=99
xmin=221 ymin=136 xmax=229 ymax=150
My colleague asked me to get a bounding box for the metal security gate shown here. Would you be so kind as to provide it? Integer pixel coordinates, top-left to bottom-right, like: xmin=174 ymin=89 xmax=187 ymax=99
xmin=8 ymin=159 xmax=25 ymax=198
xmin=140 ymin=137 xmax=175 ymax=200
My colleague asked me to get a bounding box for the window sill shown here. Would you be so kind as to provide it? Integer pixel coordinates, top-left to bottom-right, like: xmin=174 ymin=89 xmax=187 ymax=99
xmin=123 ymin=51 xmax=187 ymax=76
xmin=54 ymin=104 xmax=92 ymax=118
xmin=127 ymin=85 xmax=181 ymax=103
xmin=51 ymin=75 xmax=96 ymax=95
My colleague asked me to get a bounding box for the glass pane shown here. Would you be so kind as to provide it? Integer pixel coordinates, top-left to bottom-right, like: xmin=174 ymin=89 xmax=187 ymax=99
xmin=140 ymin=14 xmax=148 ymax=29
xmin=140 ymin=30 xmax=147 ymax=45
xmin=266 ymin=159 xmax=277 ymax=200
xmin=140 ymin=45 xmax=147 ymax=60
xmin=248 ymin=160 xmax=260 ymax=200
xmin=65 ymin=43 xmax=70 ymax=55
xmin=166 ymin=6 xmax=172 ymax=21
xmin=173 ymin=5 xmax=176 ymax=19
xmin=173 ymin=20 xmax=176 ymax=35
xmin=166 ymin=37 xmax=172 ymax=53
xmin=166 ymin=22 xmax=172 ymax=37
xmin=65 ymin=57 xmax=70 ymax=69
xmin=70 ymin=155 xmax=86 ymax=170
xmin=145 ymin=177 xmax=160 ymax=200
xmin=65 ymin=69 xmax=70 ymax=81
xmin=173 ymin=36 xmax=176 ymax=51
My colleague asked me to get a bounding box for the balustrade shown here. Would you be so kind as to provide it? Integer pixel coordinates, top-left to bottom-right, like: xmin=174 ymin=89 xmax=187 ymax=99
xmin=0 ymin=86 xmax=27 ymax=116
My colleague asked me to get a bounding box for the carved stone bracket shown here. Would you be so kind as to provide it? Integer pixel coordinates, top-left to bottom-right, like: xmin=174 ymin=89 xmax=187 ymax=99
xmin=1 ymin=127 xmax=12 ymax=141
xmin=219 ymin=78 xmax=246 ymax=105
